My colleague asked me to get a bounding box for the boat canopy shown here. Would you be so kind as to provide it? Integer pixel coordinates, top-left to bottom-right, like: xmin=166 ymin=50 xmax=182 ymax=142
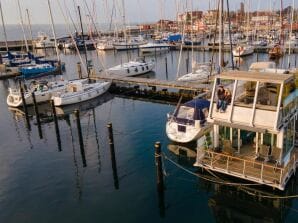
xmin=184 ymin=98 xmax=210 ymax=109
xmin=174 ymin=99 xmax=210 ymax=121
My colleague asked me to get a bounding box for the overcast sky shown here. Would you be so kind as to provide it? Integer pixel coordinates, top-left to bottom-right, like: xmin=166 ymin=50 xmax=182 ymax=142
xmin=0 ymin=0 xmax=295 ymax=25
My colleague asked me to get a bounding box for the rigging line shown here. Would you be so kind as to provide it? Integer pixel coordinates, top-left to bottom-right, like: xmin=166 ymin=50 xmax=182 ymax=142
xmin=56 ymin=0 xmax=88 ymax=76
xmin=163 ymin=153 xmax=264 ymax=186
xmin=176 ymin=9 xmax=187 ymax=78
xmin=64 ymin=0 xmax=79 ymax=33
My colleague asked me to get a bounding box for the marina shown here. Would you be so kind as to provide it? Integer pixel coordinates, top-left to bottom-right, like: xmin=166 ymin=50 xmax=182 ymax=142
xmin=1 ymin=0 xmax=298 ymax=222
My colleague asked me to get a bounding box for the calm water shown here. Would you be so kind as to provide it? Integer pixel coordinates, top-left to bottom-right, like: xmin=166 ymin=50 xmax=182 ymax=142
xmin=1 ymin=41 xmax=298 ymax=222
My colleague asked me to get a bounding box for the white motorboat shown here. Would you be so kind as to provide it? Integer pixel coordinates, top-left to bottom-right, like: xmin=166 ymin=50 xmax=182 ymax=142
xmin=96 ymin=39 xmax=115 ymax=50
xmin=178 ymin=63 xmax=212 ymax=82
xmin=249 ymin=62 xmax=289 ymax=74
xmin=34 ymin=32 xmax=55 ymax=49
xmin=232 ymin=45 xmax=254 ymax=57
xmin=139 ymin=42 xmax=170 ymax=53
xmin=7 ymin=80 xmax=68 ymax=107
xmin=113 ymin=37 xmax=147 ymax=50
xmin=52 ymin=79 xmax=111 ymax=106
xmin=166 ymin=99 xmax=211 ymax=143
xmin=107 ymin=57 xmax=155 ymax=76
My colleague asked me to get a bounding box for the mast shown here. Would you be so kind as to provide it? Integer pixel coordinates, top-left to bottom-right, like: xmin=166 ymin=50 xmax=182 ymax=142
xmin=26 ymin=9 xmax=33 ymax=47
xmin=0 ymin=0 xmax=8 ymax=51
xmin=47 ymin=0 xmax=60 ymax=61
xmin=17 ymin=0 xmax=29 ymax=52
xmin=280 ymin=0 xmax=284 ymax=44
xmin=226 ymin=0 xmax=234 ymax=70
xmin=218 ymin=0 xmax=224 ymax=72
xmin=288 ymin=0 xmax=295 ymax=68
xmin=122 ymin=0 xmax=127 ymax=39
xmin=77 ymin=5 xmax=89 ymax=77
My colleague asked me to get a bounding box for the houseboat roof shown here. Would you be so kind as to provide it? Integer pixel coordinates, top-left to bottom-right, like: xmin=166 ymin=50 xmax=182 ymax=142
xmin=219 ymin=71 xmax=294 ymax=84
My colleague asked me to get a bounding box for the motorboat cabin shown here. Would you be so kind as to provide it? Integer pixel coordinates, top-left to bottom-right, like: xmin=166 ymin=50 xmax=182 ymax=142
xmin=195 ymin=71 xmax=298 ymax=190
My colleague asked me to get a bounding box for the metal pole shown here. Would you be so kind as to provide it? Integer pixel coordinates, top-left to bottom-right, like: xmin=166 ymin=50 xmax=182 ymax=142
xmin=0 ymin=0 xmax=8 ymax=51
xmin=47 ymin=0 xmax=60 ymax=61
xmin=17 ymin=0 xmax=29 ymax=52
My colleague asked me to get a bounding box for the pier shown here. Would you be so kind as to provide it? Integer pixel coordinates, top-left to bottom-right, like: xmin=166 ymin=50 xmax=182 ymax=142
xmin=0 ymin=40 xmax=33 ymax=51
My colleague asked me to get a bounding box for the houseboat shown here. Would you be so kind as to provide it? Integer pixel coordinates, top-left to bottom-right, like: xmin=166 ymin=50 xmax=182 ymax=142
xmin=194 ymin=71 xmax=298 ymax=190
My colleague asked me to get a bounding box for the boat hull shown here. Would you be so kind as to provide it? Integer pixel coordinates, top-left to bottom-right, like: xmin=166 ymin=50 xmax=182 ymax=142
xmin=52 ymin=82 xmax=111 ymax=106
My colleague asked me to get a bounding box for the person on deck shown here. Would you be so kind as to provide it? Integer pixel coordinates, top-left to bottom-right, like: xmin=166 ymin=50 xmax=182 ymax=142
xmin=222 ymin=89 xmax=232 ymax=112
xmin=216 ymin=85 xmax=225 ymax=111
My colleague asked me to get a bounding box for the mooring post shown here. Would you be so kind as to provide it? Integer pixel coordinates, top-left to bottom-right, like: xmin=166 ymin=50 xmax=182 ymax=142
xmin=18 ymin=80 xmax=31 ymax=130
xmin=154 ymin=141 xmax=165 ymax=217
xmin=186 ymin=58 xmax=189 ymax=73
xmin=77 ymin=62 xmax=82 ymax=79
xmin=165 ymin=57 xmax=168 ymax=75
xmin=32 ymin=92 xmax=43 ymax=139
xmin=74 ymin=110 xmax=87 ymax=167
xmin=155 ymin=141 xmax=164 ymax=190
xmin=107 ymin=123 xmax=119 ymax=189
xmin=51 ymin=100 xmax=61 ymax=151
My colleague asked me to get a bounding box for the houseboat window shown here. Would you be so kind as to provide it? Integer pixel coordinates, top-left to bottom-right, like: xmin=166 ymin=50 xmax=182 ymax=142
xmin=283 ymin=118 xmax=295 ymax=158
xmin=234 ymin=80 xmax=257 ymax=108
xmin=256 ymin=83 xmax=279 ymax=109
xmin=282 ymin=82 xmax=297 ymax=119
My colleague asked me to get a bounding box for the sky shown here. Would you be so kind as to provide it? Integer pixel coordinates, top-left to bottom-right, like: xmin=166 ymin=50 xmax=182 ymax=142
xmin=0 ymin=0 xmax=295 ymax=25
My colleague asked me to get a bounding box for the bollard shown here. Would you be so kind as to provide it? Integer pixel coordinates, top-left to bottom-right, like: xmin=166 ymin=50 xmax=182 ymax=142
xmin=186 ymin=58 xmax=189 ymax=73
xmin=107 ymin=123 xmax=119 ymax=189
xmin=74 ymin=110 xmax=87 ymax=167
xmin=154 ymin=142 xmax=164 ymax=190
xmin=77 ymin=62 xmax=82 ymax=79
xmin=154 ymin=141 xmax=165 ymax=217
xmin=165 ymin=57 xmax=168 ymax=75
xmin=19 ymin=81 xmax=31 ymax=130
xmin=32 ymin=92 xmax=43 ymax=139
xmin=51 ymin=100 xmax=61 ymax=151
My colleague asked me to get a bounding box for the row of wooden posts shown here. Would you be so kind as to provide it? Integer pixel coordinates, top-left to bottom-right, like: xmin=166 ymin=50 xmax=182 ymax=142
xmin=19 ymin=80 xmax=164 ymax=214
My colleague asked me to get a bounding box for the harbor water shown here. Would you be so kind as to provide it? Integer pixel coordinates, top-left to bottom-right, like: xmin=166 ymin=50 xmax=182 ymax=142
xmin=1 ymin=33 xmax=298 ymax=222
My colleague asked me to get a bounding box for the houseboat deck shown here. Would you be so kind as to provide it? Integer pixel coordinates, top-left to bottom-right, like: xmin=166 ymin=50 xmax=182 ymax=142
xmin=195 ymin=147 xmax=298 ymax=190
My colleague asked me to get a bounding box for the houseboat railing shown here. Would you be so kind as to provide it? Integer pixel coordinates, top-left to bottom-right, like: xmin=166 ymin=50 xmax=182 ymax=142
xmin=204 ymin=150 xmax=296 ymax=186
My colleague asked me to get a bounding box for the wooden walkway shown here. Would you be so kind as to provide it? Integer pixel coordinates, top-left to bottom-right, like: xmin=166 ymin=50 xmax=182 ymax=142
xmin=92 ymin=74 xmax=210 ymax=91
xmin=0 ymin=40 xmax=33 ymax=51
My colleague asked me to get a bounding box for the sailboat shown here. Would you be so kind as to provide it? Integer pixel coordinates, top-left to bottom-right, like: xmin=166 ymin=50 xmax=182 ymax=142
xmin=177 ymin=62 xmax=212 ymax=82
xmin=107 ymin=57 xmax=155 ymax=76
xmin=166 ymin=98 xmax=211 ymax=143
xmin=232 ymin=45 xmax=254 ymax=57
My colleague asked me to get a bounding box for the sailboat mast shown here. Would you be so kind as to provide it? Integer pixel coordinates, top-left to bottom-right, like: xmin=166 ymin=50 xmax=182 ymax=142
xmin=77 ymin=5 xmax=89 ymax=77
xmin=47 ymin=0 xmax=60 ymax=61
xmin=122 ymin=0 xmax=127 ymax=38
xmin=218 ymin=0 xmax=223 ymax=71
xmin=0 ymin=0 xmax=8 ymax=51
xmin=280 ymin=0 xmax=284 ymax=44
xmin=26 ymin=9 xmax=33 ymax=47
xmin=17 ymin=0 xmax=29 ymax=52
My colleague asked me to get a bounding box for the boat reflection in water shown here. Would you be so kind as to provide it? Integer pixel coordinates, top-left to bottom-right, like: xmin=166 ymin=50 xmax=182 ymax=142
xmin=167 ymin=142 xmax=298 ymax=223
xmin=8 ymin=92 xmax=114 ymax=120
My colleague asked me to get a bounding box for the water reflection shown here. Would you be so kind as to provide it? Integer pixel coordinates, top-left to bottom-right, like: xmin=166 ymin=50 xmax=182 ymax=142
xmin=167 ymin=141 xmax=298 ymax=222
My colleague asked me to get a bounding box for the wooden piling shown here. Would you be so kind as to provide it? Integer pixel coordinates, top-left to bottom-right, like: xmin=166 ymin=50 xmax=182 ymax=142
xmin=155 ymin=142 xmax=164 ymax=190
xmin=74 ymin=110 xmax=87 ymax=167
xmin=51 ymin=100 xmax=61 ymax=151
xmin=107 ymin=123 xmax=119 ymax=189
xmin=165 ymin=57 xmax=168 ymax=75
xmin=32 ymin=92 xmax=43 ymax=139
xmin=154 ymin=141 xmax=165 ymax=217
xmin=18 ymin=81 xmax=31 ymax=130
xmin=77 ymin=62 xmax=82 ymax=79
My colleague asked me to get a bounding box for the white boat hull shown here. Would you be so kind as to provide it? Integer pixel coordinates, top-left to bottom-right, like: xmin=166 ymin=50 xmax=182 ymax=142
xmin=233 ymin=46 xmax=254 ymax=57
xmin=166 ymin=120 xmax=204 ymax=143
xmin=52 ymin=81 xmax=111 ymax=106
xmin=108 ymin=61 xmax=155 ymax=76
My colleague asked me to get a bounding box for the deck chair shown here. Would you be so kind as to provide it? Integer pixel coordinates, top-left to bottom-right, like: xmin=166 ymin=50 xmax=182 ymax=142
xmin=256 ymin=145 xmax=270 ymax=162
xmin=222 ymin=140 xmax=234 ymax=156
xmin=268 ymin=147 xmax=282 ymax=166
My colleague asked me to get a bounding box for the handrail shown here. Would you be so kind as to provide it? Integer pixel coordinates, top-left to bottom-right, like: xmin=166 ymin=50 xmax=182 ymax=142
xmin=206 ymin=150 xmax=284 ymax=171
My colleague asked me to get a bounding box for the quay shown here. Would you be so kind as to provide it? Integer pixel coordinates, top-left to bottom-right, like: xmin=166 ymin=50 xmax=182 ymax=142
xmin=173 ymin=44 xmax=298 ymax=53
xmin=0 ymin=40 xmax=33 ymax=51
